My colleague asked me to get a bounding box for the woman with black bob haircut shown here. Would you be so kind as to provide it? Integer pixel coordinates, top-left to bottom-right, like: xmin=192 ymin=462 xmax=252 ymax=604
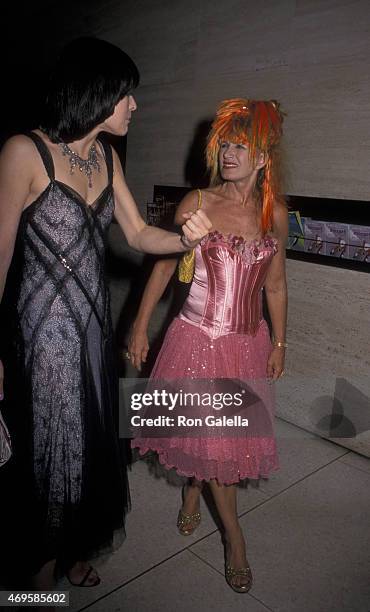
xmin=42 ymin=37 xmax=140 ymax=143
xmin=0 ymin=36 xmax=211 ymax=594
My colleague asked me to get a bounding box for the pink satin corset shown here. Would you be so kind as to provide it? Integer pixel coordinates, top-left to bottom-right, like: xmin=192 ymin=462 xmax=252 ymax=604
xmin=179 ymin=230 xmax=278 ymax=339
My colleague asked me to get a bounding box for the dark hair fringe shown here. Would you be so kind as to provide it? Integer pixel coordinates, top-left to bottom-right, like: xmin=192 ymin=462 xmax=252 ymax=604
xmin=41 ymin=37 xmax=140 ymax=142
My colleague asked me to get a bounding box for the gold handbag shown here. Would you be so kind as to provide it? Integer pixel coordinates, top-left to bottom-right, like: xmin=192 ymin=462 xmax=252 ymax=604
xmin=178 ymin=189 xmax=202 ymax=283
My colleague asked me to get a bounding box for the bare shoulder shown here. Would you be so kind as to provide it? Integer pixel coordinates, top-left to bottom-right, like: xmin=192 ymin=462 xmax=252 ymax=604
xmin=0 ymin=135 xmax=41 ymax=214
xmin=200 ymin=185 xmax=222 ymax=200
xmin=0 ymin=135 xmax=41 ymax=189
xmin=111 ymin=146 xmax=129 ymax=186
xmin=111 ymin=145 xmax=124 ymax=169
xmin=0 ymin=134 xmax=38 ymax=164
xmin=272 ymin=201 xmax=289 ymax=239
xmin=110 ymin=145 xmax=119 ymax=164
xmin=174 ymin=189 xmax=200 ymax=225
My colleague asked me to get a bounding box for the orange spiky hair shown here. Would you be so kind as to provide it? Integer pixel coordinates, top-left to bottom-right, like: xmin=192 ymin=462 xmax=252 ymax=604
xmin=206 ymin=98 xmax=285 ymax=233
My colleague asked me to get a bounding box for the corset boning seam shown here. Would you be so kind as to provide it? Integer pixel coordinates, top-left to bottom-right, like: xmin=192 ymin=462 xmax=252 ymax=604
xmin=179 ymin=235 xmax=276 ymax=339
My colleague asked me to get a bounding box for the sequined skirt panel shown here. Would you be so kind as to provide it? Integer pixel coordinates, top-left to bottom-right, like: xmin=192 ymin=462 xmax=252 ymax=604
xmin=133 ymin=317 xmax=279 ymax=484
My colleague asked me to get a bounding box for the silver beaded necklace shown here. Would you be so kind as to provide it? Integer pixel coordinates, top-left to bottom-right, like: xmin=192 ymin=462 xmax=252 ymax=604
xmin=59 ymin=141 xmax=101 ymax=188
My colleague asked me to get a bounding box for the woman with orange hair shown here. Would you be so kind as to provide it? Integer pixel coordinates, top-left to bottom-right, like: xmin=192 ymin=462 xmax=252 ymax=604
xmin=131 ymin=98 xmax=288 ymax=593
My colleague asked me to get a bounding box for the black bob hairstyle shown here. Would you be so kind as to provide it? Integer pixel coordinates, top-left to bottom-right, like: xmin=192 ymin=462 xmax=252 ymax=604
xmin=41 ymin=37 xmax=140 ymax=143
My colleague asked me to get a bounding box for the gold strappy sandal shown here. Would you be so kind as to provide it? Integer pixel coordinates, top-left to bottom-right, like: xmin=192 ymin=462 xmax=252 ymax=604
xmin=225 ymin=542 xmax=253 ymax=593
xmin=225 ymin=563 xmax=253 ymax=593
xmin=177 ymin=508 xmax=201 ymax=536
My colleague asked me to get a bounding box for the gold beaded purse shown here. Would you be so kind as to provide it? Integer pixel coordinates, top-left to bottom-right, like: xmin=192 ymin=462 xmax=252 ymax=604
xmin=178 ymin=189 xmax=202 ymax=283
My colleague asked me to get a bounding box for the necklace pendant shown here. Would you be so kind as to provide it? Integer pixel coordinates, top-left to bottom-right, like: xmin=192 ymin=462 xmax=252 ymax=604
xmin=59 ymin=141 xmax=100 ymax=188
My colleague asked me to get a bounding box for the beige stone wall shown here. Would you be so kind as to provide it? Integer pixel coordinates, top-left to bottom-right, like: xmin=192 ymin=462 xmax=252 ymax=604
xmin=117 ymin=0 xmax=370 ymax=207
xmin=23 ymin=0 xmax=370 ymax=206
xmin=279 ymin=259 xmax=370 ymax=456
xmin=13 ymin=0 xmax=370 ymax=452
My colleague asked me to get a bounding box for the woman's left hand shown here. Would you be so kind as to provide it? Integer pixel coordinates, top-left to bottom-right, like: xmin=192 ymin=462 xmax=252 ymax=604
xmin=181 ymin=209 xmax=212 ymax=248
xmin=267 ymin=347 xmax=286 ymax=381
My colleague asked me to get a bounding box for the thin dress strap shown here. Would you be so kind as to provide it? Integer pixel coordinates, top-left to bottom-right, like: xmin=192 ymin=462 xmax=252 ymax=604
xmin=197 ymin=188 xmax=202 ymax=209
xmin=97 ymin=138 xmax=114 ymax=185
xmin=26 ymin=132 xmax=55 ymax=181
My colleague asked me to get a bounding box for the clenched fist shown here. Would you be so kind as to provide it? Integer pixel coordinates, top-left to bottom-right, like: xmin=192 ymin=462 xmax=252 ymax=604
xmin=181 ymin=209 xmax=212 ymax=249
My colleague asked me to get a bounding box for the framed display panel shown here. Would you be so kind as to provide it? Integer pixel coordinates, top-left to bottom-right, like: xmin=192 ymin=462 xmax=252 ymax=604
xmin=148 ymin=187 xmax=370 ymax=273
xmin=287 ymin=196 xmax=370 ymax=273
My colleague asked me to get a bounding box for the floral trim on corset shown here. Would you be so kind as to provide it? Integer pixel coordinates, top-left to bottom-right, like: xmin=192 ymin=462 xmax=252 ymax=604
xmin=201 ymin=230 xmax=278 ymax=263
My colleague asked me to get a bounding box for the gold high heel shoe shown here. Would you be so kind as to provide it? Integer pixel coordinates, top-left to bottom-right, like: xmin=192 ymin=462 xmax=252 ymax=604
xmin=177 ymin=483 xmax=202 ymax=535
xmin=177 ymin=508 xmax=201 ymax=536
xmin=177 ymin=484 xmax=201 ymax=535
xmin=225 ymin=543 xmax=253 ymax=593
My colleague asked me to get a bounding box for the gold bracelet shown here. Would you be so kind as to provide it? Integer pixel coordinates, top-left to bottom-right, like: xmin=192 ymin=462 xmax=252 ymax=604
xmin=274 ymin=341 xmax=288 ymax=348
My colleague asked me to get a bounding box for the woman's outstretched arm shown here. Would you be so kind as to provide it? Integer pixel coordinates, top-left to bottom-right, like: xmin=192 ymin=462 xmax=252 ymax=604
xmin=112 ymin=150 xmax=211 ymax=253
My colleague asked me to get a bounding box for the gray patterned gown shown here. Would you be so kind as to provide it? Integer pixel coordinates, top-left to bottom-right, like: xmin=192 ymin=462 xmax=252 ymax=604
xmin=1 ymin=132 xmax=129 ymax=576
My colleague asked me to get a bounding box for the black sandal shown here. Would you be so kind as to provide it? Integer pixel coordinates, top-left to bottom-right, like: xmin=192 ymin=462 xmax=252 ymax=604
xmin=67 ymin=565 xmax=101 ymax=587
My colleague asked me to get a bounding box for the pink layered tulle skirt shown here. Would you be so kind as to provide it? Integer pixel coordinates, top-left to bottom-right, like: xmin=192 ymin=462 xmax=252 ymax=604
xmin=132 ymin=317 xmax=279 ymax=484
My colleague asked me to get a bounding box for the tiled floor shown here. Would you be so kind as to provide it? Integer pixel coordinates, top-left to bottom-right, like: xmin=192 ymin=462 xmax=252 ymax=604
xmin=58 ymin=419 xmax=370 ymax=612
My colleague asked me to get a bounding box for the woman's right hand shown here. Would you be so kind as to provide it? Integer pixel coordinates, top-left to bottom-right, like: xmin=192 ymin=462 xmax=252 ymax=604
xmin=0 ymin=359 xmax=4 ymax=400
xmin=127 ymin=325 xmax=149 ymax=372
